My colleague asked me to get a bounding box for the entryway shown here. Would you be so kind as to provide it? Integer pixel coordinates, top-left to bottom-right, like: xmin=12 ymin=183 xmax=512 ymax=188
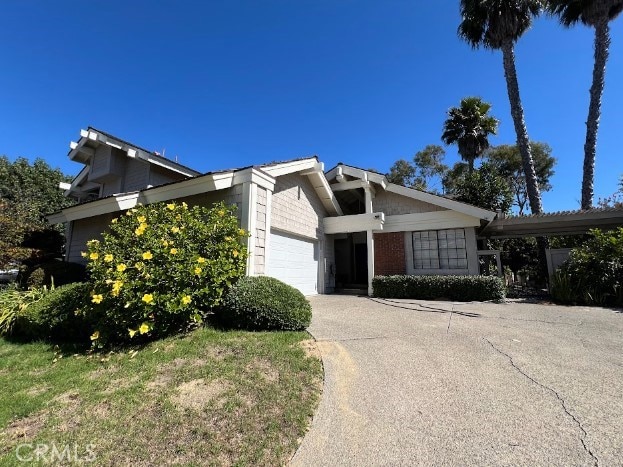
xmin=333 ymin=232 xmax=367 ymax=293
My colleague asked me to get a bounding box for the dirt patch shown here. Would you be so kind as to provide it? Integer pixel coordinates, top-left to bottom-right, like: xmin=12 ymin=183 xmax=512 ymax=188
xmin=146 ymin=373 xmax=173 ymax=390
xmin=246 ymin=358 xmax=279 ymax=383
xmin=88 ymin=365 xmax=118 ymax=380
xmin=26 ymin=386 xmax=49 ymax=397
xmin=298 ymin=339 xmax=322 ymax=360
xmin=28 ymin=368 xmax=49 ymax=377
xmin=1 ymin=411 xmax=47 ymax=441
xmin=53 ymin=391 xmax=80 ymax=406
xmin=101 ymin=376 xmax=139 ymax=395
xmin=170 ymin=378 xmax=232 ymax=411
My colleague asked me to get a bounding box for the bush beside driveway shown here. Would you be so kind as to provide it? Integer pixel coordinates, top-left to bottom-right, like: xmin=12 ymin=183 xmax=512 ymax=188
xmin=292 ymin=296 xmax=623 ymax=466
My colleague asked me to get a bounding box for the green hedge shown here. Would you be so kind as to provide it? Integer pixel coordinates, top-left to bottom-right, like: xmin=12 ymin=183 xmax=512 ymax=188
xmin=218 ymin=276 xmax=312 ymax=330
xmin=372 ymin=275 xmax=506 ymax=302
xmin=12 ymin=283 xmax=93 ymax=342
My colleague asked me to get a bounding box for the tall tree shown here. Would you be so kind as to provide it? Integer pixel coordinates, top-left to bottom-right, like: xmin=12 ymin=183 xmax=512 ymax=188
xmin=459 ymin=0 xmax=545 ymax=215
xmin=485 ymin=142 xmax=556 ymax=214
xmin=441 ymin=96 xmax=499 ymax=172
xmin=547 ymin=0 xmax=623 ymax=209
xmin=447 ymin=162 xmax=514 ymax=213
xmin=386 ymin=145 xmax=448 ymax=192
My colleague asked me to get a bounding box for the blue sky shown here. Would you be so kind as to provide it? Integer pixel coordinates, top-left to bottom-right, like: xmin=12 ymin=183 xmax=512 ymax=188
xmin=1 ymin=1 xmax=622 ymax=212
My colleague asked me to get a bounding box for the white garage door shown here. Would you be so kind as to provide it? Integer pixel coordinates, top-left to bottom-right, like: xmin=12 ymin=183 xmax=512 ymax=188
xmin=267 ymin=230 xmax=318 ymax=295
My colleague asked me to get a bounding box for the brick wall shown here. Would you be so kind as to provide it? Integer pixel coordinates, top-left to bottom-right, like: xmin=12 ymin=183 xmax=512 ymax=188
xmin=374 ymin=232 xmax=406 ymax=276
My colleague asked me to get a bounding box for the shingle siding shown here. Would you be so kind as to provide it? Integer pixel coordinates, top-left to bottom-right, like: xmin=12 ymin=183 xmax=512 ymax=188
xmin=373 ymin=191 xmax=445 ymax=215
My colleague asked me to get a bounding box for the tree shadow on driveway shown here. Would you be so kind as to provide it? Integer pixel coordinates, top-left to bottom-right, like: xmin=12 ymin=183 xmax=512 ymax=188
xmin=367 ymin=297 xmax=481 ymax=318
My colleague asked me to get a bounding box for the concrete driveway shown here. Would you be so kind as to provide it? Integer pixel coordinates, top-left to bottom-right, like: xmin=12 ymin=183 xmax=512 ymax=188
xmin=291 ymin=295 xmax=623 ymax=466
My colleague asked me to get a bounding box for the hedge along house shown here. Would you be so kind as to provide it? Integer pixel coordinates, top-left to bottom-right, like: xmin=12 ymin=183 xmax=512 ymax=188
xmin=48 ymin=128 xmax=496 ymax=296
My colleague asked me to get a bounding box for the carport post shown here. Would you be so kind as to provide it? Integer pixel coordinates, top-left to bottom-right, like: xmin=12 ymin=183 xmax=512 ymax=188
xmin=367 ymin=229 xmax=374 ymax=296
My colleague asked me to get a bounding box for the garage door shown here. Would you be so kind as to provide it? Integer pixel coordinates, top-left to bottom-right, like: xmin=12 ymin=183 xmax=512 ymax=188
xmin=267 ymin=230 xmax=318 ymax=295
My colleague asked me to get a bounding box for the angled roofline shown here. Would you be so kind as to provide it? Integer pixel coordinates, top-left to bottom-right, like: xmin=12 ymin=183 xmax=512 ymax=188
xmin=68 ymin=127 xmax=201 ymax=178
xmin=326 ymin=163 xmax=495 ymax=221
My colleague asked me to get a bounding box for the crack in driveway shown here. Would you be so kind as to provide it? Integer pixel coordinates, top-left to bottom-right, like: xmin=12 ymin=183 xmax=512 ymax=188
xmin=483 ymin=338 xmax=599 ymax=466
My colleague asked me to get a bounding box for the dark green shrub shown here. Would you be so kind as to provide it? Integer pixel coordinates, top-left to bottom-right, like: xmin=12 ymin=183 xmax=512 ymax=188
xmin=20 ymin=261 xmax=86 ymax=289
xmin=9 ymin=283 xmax=93 ymax=342
xmin=2 ymin=286 xmax=51 ymax=341
xmin=85 ymin=201 xmax=248 ymax=345
xmin=218 ymin=276 xmax=312 ymax=330
xmin=552 ymin=228 xmax=623 ymax=307
xmin=372 ymin=274 xmax=506 ymax=302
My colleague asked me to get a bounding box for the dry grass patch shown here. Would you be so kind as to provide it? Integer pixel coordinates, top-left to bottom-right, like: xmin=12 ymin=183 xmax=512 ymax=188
xmin=0 ymin=329 xmax=322 ymax=466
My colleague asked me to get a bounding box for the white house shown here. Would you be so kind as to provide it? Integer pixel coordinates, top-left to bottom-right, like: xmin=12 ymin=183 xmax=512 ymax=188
xmin=48 ymin=128 xmax=497 ymax=295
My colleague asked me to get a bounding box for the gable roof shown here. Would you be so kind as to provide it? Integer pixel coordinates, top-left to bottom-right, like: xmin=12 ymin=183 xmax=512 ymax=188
xmin=68 ymin=127 xmax=201 ymax=178
xmin=326 ymin=163 xmax=495 ymax=221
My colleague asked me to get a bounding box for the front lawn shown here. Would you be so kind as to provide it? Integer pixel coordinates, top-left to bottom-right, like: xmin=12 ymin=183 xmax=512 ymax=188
xmin=0 ymin=328 xmax=322 ymax=465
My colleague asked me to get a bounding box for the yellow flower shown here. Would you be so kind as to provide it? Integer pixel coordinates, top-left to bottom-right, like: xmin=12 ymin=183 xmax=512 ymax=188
xmin=182 ymin=202 xmax=188 ymax=209
xmin=139 ymin=323 xmax=150 ymax=334
xmin=224 ymin=236 xmax=232 ymax=242
xmin=181 ymin=295 xmax=192 ymax=305
xmin=81 ymin=251 xmax=88 ymax=258
xmin=194 ymin=267 xmax=202 ymax=275
xmin=197 ymin=257 xmax=206 ymax=264
xmin=238 ymin=228 xmax=246 ymax=236
xmin=175 ymin=214 xmax=181 ymax=221
xmin=89 ymin=252 xmax=99 ymax=261
xmin=162 ymin=239 xmax=169 ymax=247
xmin=167 ymin=203 xmax=175 ymax=210
xmin=142 ymin=251 xmax=153 ymax=260
xmin=91 ymin=294 xmax=103 ymax=304
xmin=90 ymin=331 xmax=100 ymax=341
xmin=128 ymin=328 xmax=137 ymax=338
xmin=232 ymin=250 xmax=239 ymax=258
xmin=142 ymin=293 xmax=154 ymax=304
xmin=170 ymin=248 xmax=178 ymax=255
xmin=171 ymin=226 xmax=180 ymax=234
xmin=111 ymin=218 xmax=118 ymax=224
xmin=126 ymin=210 xmax=133 ymax=216
xmin=116 ymin=263 xmax=127 ymax=272
xmin=86 ymin=239 xmax=100 ymax=246
xmin=111 ymin=280 xmax=123 ymax=297
xmin=135 ymin=227 xmax=144 ymax=236
xmin=104 ymin=253 xmax=114 ymax=262
xmin=218 ymin=210 xmax=225 ymax=216
xmin=137 ymin=215 xmax=146 ymax=223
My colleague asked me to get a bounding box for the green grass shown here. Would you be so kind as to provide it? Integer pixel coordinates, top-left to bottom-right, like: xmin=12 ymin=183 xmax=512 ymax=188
xmin=0 ymin=328 xmax=322 ymax=466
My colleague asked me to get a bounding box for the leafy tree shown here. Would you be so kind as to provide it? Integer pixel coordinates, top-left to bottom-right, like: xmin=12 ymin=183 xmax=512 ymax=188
xmin=449 ymin=162 xmax=513 ymax=213
xmin=442 ymin=162 xmax=470 ymax=194
xmin=386 ymin=159 xmax=417 ymax=187
xmin=413 ymin=145 xmax=448 ymax=192
xmin=485 ymin=142 xmax=556 ymax=214
xmin=547 ymin=0 xmax=623 ymax=209
xmin=0 ymin=157 xmax=74 ymax=267
xmin=0 ymin=156 xmax=73 ymax=229
xmin=459 ymin=0 xmax=545 ymax=215
xmin=386 ymin=145 xmax=448 ymax=192
xmin=441 ymin=96 xmax=499 ymax=172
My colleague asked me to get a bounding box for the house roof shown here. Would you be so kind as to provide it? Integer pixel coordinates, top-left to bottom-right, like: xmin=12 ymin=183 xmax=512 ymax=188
xmin=480 ymin=206 xmax=623 ymax=238
xmin=326 ymin=163 xmax=496 ymax=221
xmin=48 ymin=154 xmax=342 ymax=223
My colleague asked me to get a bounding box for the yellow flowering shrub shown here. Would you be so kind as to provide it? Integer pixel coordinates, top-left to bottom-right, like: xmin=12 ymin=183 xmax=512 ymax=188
xmin=85 ymin=201 xmax=248 ymax=345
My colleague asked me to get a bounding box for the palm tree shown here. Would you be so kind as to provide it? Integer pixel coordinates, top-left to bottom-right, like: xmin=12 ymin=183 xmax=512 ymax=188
xmin=441 ymin=97 xmax=499 ymax=172
xmin=547 ymin=0 xmax=623 ymax=209
xmin=458 ymin=0 xmax=545 ymax=215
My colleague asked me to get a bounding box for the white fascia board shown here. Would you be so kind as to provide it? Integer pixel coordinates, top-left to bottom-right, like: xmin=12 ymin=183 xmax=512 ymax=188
xmin=233 ymin=168 xmax=276 ymax=191
xmin=323 ymin=212 xmax=385 ymax=234
xmin=261 ymin=158 xmax=318 ymax=177
xmin=330 ymin=179 xmax=370 ymax=192
xmin=338 ymin=165 xmax=388 ymax=189
xmin=64 ymin=166 xmax=91 ymax=196
xmin=307 ymin=171 xmax=343 ymax=216
xmin=144 ymin=154 xmax=200 ymax=177
xmin=386 ymin=184 xmax=495 ymax=221
xmin=382 ymin=211 xmax=482 ymax=233
xmin=47 ymin=192 xmax=141 ymax=224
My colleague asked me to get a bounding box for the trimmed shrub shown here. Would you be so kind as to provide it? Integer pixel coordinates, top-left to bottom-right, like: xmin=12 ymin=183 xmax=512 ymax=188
xmin=20 ymin=261 xmax=86 ymax=289
xmin=372 ymin=274 xmax=506 ymax=302
xmin=552 ymin=228 xmax=623 ymax=307
xmin=84 ymin=201 xmax=248 ymax=345
xmin=218 ymin=276 xmax=312 ymax=330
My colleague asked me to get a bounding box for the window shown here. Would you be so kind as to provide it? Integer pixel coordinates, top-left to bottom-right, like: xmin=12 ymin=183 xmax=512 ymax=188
xmin=412 ymin=229 xmax=468 ymax=270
